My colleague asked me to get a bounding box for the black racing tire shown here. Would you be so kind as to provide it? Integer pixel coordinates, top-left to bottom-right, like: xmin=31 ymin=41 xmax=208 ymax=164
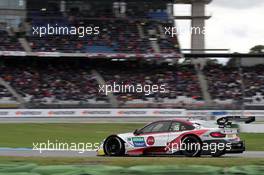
xmin=181 ymin=135 xmax=202 ymax=157
xmin=103 ymin=136 xmax=125 ymax=156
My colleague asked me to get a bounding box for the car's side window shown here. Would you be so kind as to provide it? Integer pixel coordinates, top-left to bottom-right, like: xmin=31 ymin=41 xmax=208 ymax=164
xmin=151 ymin=121 xmax=171 ymax=132
xmin=140 ymin=123 xmax=156 ymax=133
xmin=140 ymin=121 xmax=171 ymax=134
xmin=181 ymin=123 xmax=195 ymax=131
xmin=169 ymin=122 xmax=181 ymax=132
xmin=170 ymin=122 xmax=195 ymax=132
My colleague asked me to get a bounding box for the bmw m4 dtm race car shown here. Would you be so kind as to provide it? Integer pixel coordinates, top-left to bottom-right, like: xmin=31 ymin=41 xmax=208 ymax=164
xmin=97 ymin=116 xmax=254 ymax=157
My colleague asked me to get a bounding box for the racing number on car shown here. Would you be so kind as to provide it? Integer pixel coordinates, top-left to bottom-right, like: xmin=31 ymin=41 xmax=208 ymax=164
xmin=146 ymin=136 xmax=155 ymax=146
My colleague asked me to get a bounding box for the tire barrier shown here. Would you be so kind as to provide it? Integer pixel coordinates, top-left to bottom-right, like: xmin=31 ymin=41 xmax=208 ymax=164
xmin=0 ymin=164 xmax=263 ymax=175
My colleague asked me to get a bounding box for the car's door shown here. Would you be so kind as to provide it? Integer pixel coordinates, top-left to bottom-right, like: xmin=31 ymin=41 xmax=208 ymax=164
xmin=167 ymin=121 xmax=195 ymax=152
xmin=167 ymin=121 xmax=183 ymax=143
xmin=136 ymin=121 xmax=171 ymax=147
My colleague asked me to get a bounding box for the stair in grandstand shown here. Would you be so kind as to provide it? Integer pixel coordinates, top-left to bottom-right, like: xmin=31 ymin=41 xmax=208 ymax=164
xmin=147 ymin=22 xmax=161 ymax=53
xmin=150 ymin=40 xmax=161 ymax=53
xmin=137 ymin=24 xmax=145 ymax=39
xmin=91 ymin=70 xmax=118 ymax=107
xmin=158 ymin=24 xmax=166 ymax=39
xmin=18 ymin=38 xmax=32 ymax=52
xmin=0 ymin=78 xmax=25 ymax=108
xmin=196 ymin=67 xmax=213 ymax=105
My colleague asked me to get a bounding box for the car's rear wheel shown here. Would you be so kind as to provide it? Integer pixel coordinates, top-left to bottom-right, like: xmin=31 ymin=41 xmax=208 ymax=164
xmin=103 ymin=136 xmax=125 ymax=156
xmin=181 ymin=135 xmax=202 ymax=157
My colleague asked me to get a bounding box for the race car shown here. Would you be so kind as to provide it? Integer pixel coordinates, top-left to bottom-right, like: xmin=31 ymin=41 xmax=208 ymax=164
xmin=97 ymin=117 xmax=254 ymax=157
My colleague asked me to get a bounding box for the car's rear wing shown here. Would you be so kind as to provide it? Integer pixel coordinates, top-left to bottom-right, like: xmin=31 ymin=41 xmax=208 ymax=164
xmin=216 ymin=116 xmax=255 ymax=128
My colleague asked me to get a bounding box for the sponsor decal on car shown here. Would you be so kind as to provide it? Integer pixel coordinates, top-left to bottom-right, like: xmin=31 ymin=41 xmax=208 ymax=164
xmin=146 ymin=136 xmax=155 ymax=146
xmin=132 ymin=137 xmax=146 ymax=147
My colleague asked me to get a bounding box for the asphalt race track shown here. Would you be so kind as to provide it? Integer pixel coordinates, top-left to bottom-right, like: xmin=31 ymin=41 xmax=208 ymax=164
xmin=0 ymin=148 xmax=263 ymax=158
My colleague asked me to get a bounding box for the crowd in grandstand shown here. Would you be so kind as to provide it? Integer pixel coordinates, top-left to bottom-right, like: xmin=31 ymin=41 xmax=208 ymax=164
xmin=1 ymin=57 xmax=264 ymax=107
xmin=0 ymin=60 xmax=202 ymax=106
xmin=204 ymin=65 xmax=243 ymax=101
xmin=0 ymin=85 xmax=12 ymax=99
xmin=27 ymin=19 xmax=178 ymax=53
xmin=204 ymin=64 xmax=264 ymax=103
xmin=0 ymin=60 xmax=105 ymax=104
xmin=99 ymin=63 xmax=202 ymax=103
xmin=1 ymin=58 xmax=264 ymax=107
xmin=0 ymin=3 xmax=179 ymax=54
xmin=0 ymin=30 xmax=24 ymax=51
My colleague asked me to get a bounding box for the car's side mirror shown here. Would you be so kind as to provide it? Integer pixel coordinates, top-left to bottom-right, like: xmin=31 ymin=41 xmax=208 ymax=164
xmin=133 ymin=129 xmax=141 ymax=135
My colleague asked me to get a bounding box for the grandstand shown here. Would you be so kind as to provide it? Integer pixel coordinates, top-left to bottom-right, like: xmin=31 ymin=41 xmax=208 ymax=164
xmin=0 ymin=0 xmax=263 ymax=110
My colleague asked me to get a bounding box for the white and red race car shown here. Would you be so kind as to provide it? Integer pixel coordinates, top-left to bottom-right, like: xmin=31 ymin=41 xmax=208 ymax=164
xmin=97 ymin=117 xmax=254 ymax=157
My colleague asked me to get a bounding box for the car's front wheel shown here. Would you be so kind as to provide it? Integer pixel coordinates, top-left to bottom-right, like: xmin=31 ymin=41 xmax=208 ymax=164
xmin=103 ymin=136 xmax=125 ymax=156
xmin=181 ymin=135 xmax=202 ymax=157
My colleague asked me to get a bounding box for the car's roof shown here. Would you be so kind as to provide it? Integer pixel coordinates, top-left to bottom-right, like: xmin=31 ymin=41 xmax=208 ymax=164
xmin=152 ymin=118 xmax=193 ymax=125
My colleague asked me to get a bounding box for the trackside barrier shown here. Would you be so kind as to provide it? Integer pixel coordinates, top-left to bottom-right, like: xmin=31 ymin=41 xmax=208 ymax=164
xmin=239 ymin=124 xmax=264 ymax=133
xmin=0 ymin=109 xmax=186 ymax=118
xmin=187 ymin=110 xmax=264 ymax=117
xmin=0 ymin=164 xmax=263 ymax=175
xmin=1 ymin=109 xmax=264 ymax=118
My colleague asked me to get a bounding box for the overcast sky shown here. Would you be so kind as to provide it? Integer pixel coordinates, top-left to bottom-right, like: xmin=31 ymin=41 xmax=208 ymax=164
xmin=175 ymin=0 xmax=264 ymax=53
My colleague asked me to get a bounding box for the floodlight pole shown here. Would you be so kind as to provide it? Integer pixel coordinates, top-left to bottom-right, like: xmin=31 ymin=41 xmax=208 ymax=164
xmin=173 ymin=0 xmax=212 ymax=53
